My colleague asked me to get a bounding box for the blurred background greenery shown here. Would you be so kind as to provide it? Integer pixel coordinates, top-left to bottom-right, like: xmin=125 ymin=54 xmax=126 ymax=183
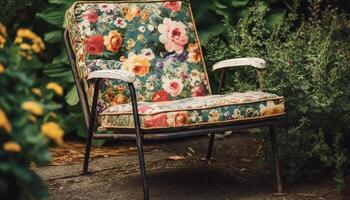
xmin=0 ymin=0 xmax=350 ymax=199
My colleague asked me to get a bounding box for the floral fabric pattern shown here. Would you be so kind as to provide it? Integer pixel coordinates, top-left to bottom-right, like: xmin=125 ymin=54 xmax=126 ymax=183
xmin=65 ymin=0 xmax=211 ymax=113
xmin=65 ymin=1 xmax=286 ymax=131
xmin=98 ymin=91 xmax=285 ymax=129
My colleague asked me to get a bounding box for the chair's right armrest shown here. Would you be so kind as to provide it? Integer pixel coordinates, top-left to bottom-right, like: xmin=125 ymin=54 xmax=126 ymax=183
xmin=87 ymin=69 xmax=136 ymax=83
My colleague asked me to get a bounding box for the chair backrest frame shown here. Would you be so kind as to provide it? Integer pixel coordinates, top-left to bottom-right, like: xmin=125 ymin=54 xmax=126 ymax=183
xmin=64 ymin=30 xmax=91 ymax=128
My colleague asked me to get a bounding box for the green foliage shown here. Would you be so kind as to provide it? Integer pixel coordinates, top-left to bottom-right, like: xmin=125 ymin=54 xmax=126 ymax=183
xmin=206 ymin=1 xmax=350 ymax=187
xmin=0 ymin=26 xmax=64 ymax=199
xmin=0 ymin=0 xmax=34 ymax=25
xmin=191 ymin=0 xmax=292 ymax=45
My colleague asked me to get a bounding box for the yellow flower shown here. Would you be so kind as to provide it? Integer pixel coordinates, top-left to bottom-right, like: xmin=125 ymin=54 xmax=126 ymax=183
xmin=31 ymin=44 xmax=41 ymax=53
xmin=0 ymin=23 xmax=7 ymax=37
xmin=137 ymin=34 xmax=144 ymax=41
xmin=0 ymin=109 xmax=12 ymax=133
xmin=0 ymin=64 xmax=5 ymax=74
xmin=122 ymin=54 xmax=150 ymax=76
xmin=140 ymin=10 xmax=150 ymax=22
xmin=14 ymin=37 xmax=22 ymax=44
xmin=40 ymin=122 xmax=64 ymax=145
xmin=19 ymin=43 xmax=31 ymax=50
xmin=46 ymin=82 xmax=63 ymax=96
xmin=124 ymin=6 xmax=141 ymax=21
xmin=17 ymin=28 xmax=36 ymax=39
xmin=21 ymin=101 xmax=44 ymax=116
xmin=3 ymin=141 xmax=21 ymax=152
xmin=103 ymin=30 xmax=123 ymax=53
xmin=15 ymin=28 xmax=45 ymax=57
xmin=127 ymin=39 xmax=135 ymax=49
xmin=31 ymin=88 xmax=42 ymax=96
xmin=28 ymin=115 xmax=36 ymax=122
xmin=0 ymin=35 xmax=5 ymax=48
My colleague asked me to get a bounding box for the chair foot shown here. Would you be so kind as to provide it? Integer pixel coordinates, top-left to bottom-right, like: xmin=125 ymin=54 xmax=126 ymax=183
xmin=82 ymin=137 xmax=92 ymax=174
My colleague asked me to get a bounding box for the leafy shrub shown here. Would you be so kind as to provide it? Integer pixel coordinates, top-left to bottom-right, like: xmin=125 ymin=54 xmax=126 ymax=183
xmin=0 ymin=23 xmax=64 ymax=199
xmin=205 ymin=1 xmax=350 ymax=187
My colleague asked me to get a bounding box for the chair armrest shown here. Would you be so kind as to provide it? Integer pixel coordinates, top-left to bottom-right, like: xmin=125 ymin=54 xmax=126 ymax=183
xmin=212 ymin=57 xmax=266 ymax=91
xmin=87 ymin=69 xmax=136 ymax=83
xmin=212 ymin=57 xmax=266 ymax=71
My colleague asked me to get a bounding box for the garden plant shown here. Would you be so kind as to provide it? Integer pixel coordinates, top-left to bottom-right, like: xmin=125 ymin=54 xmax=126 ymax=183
xmin=0 ymin=0 xmax=349 ymax=199
xmin=0 ymin=23 xmax=64 ymax=199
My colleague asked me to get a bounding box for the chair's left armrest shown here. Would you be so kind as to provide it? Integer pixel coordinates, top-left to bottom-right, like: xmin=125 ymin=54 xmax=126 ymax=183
xmin=87 ymin=69 xmax=136 ymax=83
xmin=212 ymin=57 xmax=266 ymax=71
xmin=87 ymin=69 xmax=141 ymax=127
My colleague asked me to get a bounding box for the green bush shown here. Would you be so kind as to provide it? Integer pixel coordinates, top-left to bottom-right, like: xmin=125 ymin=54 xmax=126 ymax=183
xmin=0 ymin=24 xmax=64 ymax=199
xmin=205 ymin=1 xmax=350 ymax=187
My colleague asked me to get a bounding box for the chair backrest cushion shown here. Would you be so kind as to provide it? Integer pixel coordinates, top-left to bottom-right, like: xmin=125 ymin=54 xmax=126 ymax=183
xmin=65 ymin=0 xmax=211 ymax=112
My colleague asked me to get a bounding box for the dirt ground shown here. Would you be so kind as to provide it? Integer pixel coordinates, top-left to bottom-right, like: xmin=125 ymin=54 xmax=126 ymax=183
xmin=37 ymin=133 xmax=343 ymax=200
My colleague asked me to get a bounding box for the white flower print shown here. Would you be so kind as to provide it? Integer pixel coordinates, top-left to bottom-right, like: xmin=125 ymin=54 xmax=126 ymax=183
xmin=114 ymin=17 xmax=127 ymax=28
xmin=141 ymin=48 xmax=155 ymax=60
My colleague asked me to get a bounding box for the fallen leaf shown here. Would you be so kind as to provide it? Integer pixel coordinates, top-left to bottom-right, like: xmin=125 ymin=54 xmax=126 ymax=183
xmin=187 ymin=147 xmax=195 ymax=154
xmin=168 ymin=155 xmax=185 ymax=161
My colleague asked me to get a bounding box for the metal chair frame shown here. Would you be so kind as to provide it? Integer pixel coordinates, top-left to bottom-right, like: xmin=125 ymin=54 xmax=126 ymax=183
xmin=64 ymin=30 xmax=286 ymax=200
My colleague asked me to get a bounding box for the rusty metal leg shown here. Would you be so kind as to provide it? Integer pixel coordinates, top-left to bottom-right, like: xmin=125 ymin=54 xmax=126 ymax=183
xmin=269 ymin=125 xmax=285 ymax=195
xmin=83 ymin=79 xmax=100 ymax=174
xmin=206 ymin=133 xmax=215 ymax=159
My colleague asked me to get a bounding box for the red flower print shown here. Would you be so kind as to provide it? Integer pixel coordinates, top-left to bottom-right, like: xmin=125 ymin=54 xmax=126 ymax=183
xmin=152 ymin=90 xmax=170 ymax=102
xmin=164 ymin=1 xmax=182 ymax=12
xmin=84 ymin=35 xmax=104 ymax=55
xmin=144 ymin=113 xmax=168 ymax=128
xmin=83 ymin=10 xmax=99 ymax=23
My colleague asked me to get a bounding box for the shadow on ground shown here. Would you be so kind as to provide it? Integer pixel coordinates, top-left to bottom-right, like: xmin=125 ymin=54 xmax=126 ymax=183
xmin=37 ymin=133 xmax=341 ymax=200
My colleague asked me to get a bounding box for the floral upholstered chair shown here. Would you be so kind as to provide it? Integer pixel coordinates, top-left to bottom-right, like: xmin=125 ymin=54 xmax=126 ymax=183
xmin=64 ymin=0 xmax=286 ymax=199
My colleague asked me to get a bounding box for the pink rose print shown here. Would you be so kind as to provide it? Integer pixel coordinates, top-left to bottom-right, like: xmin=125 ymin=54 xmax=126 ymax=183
xmin=138 ymin=105 xmax=152 ymax=114
xmin=164 ymin=1 xmax=182 ymax=12
xmin=82 ymin=10 xmax=98 ymax=23
xmin=158 ymin=18 xmax=188 ymax=54
xmin=163 ymin=79 xmax=184 ymax=97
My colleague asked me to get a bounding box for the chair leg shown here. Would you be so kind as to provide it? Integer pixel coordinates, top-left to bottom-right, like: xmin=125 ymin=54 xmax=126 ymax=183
xmin=206 ymin=133 xmax=215 ymax=160
xmin=83 ymin=79 xmax=100 ymax=174
xmin=128 ymin=83 xmax=150 ymax=200
xmin=136 ymin=132 xmax=150 ymax=200
xmin=268 ymin=125 xmax=285 ymax=195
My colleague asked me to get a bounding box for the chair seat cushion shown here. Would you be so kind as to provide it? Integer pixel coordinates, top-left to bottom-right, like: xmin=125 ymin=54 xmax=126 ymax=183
xmin=98 ymin=91 xmax=285 ymax=130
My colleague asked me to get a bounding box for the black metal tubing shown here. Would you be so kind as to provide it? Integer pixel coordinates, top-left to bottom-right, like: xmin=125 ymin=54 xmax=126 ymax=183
xmin=128 ymin=83 xmax=150 ymax=200
xmin=83 ymin=79 xmax=101 ymax=174
xmin=206 ymin=133 xmax=215 ymax=159
xmin=63 ymin=30 xmax=91 ymax=128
